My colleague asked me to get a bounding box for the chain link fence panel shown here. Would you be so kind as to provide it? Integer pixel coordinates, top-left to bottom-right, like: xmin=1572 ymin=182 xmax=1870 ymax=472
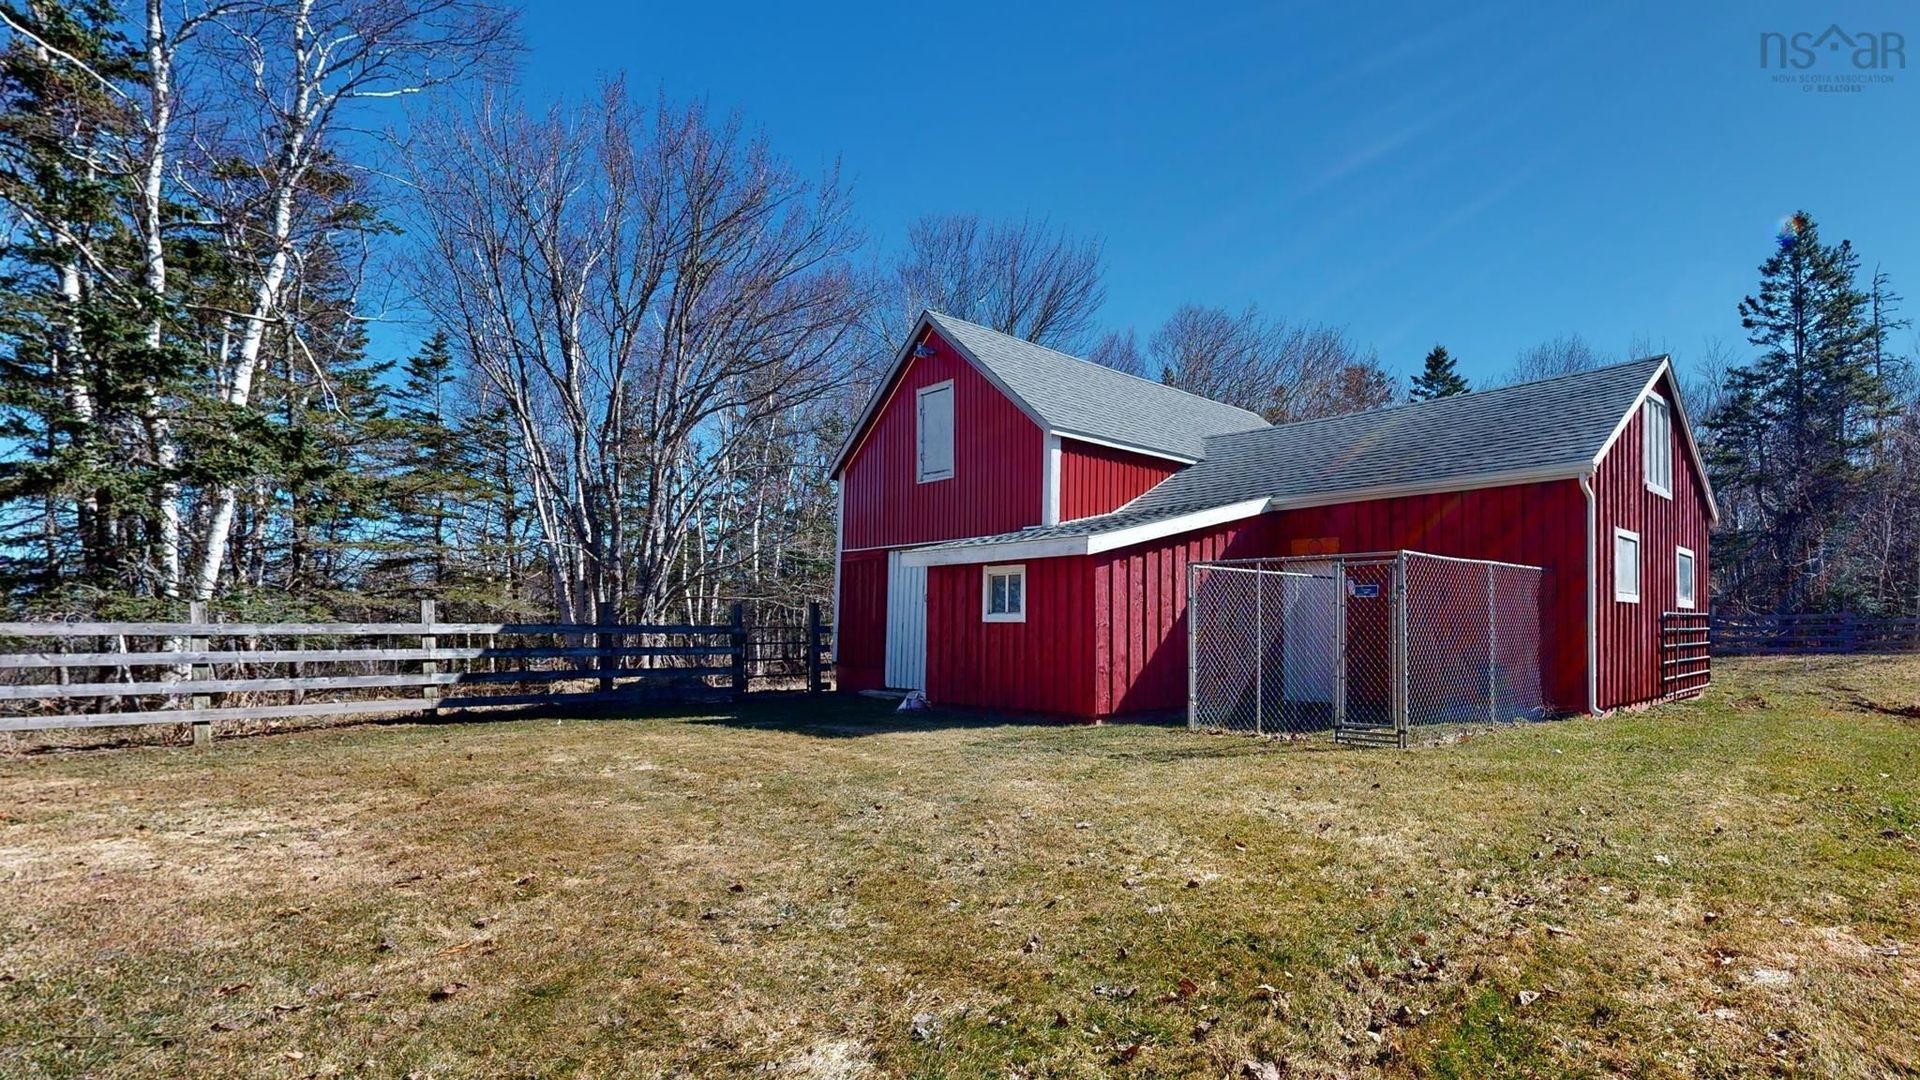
xmin=1188 ymin=551 xmax=1548 ymax=747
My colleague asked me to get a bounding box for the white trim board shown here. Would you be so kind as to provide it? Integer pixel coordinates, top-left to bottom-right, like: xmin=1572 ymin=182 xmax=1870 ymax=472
xmin=900 ymin=499 xmax=1270 ymax=567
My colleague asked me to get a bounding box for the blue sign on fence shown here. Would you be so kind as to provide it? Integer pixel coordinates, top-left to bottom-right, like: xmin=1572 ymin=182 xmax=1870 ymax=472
xmin=1349 ymin=582 xmax=1380 ymax=598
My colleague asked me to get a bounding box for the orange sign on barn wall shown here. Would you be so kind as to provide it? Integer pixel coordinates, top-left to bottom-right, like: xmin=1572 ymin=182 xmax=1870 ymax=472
xmin=1289 ymin=536 xmax=1340 ymax=556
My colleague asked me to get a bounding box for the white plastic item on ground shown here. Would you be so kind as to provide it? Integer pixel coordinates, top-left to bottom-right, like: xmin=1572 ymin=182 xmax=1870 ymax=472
xmin=897 ymin=691 xmax=930 ymax=711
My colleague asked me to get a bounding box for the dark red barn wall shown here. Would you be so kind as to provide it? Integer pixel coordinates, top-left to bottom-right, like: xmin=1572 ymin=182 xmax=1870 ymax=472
xmin=1058 ymin=439 xmax=1185 ymax=521
xmin=836 ymin=549 xmax=890 ymax=692
xmin=1078 ymin=479 xmax=1593 ymax=719
xmin=1091 ymin=521 xmax=1263 ymax=715
xmin=1251 ymin=481 xmax=1592 ymax=712
xmin=1593 ymin=371 xmax=1711 ymax=709
xmin=835 ymin=326 xmax=1047 ymax=691
xmin=839 ymin=327 xmax=1045 ymax=550
xmin=924 ymin=555 xmax=1096 ymax=715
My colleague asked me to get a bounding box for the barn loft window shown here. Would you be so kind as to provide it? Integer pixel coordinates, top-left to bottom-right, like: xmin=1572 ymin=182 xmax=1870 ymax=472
xmin=1614 ymin=528 xmax=1641 ymax=603
xmin=916 ymin=380 xmax=955 ymax=483
xmin=983 ymin=564 xmax=1026 ymax=623
xmin=1643 ymin=393 xmax=1672 ymax=498
xmin=1676 ymin=546 xmax=1697 ymax=609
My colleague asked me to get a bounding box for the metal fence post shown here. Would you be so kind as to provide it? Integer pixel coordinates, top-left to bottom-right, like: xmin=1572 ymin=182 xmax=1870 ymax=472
xmin=807 ymin=601 xmax=824 ymax=694
xmin=1253 ymin=564 xmax=1264 ymax=737
xmin=1393 ymin=553 xmax=1409 ymax=748
xmin=1334 ymin=557 xmax=1348 ymax=736
xmin=188 ymin=600 xmax=212 ymax=747
xmin=1186 ymin=563 xmax=1198 ymax=731
xmin=420 ymin=598 xmax=439 ymax=715
xmin=1487 ymin=563 xmax=1498 ymax=724
xmin=729 ymin=602 xmax=747 ymax=699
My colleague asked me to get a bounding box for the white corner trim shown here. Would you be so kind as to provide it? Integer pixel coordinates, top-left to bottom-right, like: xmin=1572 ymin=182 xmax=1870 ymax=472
xmin=981 ymin=563 xmax=1027 ymax=622
xmin=1579 ymin=475 xmax=1598 ymax=715
xmin=830 ymin=483 xmax=844 ymax=664
xmin=1612 ymin=527 xmax=1642 ymax=603
xmin=1042 ymin=433 xmax=1062 ymax=526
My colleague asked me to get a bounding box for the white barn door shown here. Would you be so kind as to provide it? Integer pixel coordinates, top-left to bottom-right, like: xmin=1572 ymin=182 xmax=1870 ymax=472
xmin=884 ymin=550 xmax=928 ymax=691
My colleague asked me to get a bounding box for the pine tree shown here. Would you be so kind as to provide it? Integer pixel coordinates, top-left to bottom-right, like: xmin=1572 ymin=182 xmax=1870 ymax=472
xmin=1710 ymin=212 xmax=1896 ymax=613
xmin=1408 ymin=345 xmax=1469 ymax=401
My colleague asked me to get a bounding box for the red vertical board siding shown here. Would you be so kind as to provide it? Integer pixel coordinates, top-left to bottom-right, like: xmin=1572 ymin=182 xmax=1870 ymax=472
xmin=840 ymin=327 xmax=1044 ymax=550
xmin=834 ymin=326 xmax=1046 ymax=691
xmin=835 ymin=549 xmax=890 ymax=692
xmin=1090 ymin=520 xmax=1259 ymax=715
xmin=924 ymin=556 xmax=1096 ymax=716
xmin=1593 ymin=372 xmax=1712 ymax=709
xmin=1082 ymin=479 xmax=1594 ymax=718
xmin=1058 ymin=439 xmax=1184 ymax=521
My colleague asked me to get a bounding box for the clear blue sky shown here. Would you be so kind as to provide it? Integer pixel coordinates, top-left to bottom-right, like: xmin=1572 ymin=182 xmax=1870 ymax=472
xmin=417 ymin=0 xmax=1917 ymax=388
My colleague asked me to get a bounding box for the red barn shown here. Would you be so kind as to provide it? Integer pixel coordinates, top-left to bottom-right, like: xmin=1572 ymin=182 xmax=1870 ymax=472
xmin=831 ymin=312 xmax=1716 ymax=718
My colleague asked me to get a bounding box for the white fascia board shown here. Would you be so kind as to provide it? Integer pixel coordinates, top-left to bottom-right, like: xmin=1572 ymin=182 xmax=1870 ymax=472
xmin=900 ymin=499 xmax=1271 ymax=568
xmin=1083 ymin=499 xmax=1270 ymax=554
xmin=900 ymin=536 xmax=1092 ymax=567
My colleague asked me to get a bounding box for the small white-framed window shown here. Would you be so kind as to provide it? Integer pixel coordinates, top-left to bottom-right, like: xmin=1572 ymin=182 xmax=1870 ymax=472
xmin=982 ymin=564 xmax=1025 ymax=623
xmin=1676 ymin=546 xmax=1697 ymax=610
xmin=1614 ymin=528 xmax=1641 ymax=603
xmin=1643 ymin=393 xmax=1672 ymax=498
xmin=916 ymin=380 xmax=955 ymax=483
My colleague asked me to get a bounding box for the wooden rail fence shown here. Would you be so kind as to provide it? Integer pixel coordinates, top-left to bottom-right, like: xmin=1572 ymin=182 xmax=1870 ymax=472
xmin=1713 ymin=611 xmax=1920 ymax=656
xmin=0 ymin=600 xmax=834 ymax=742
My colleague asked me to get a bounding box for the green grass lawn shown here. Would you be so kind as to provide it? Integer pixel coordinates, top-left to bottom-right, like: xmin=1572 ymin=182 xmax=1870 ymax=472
xmin=2 ymin=655 xmax=1916 ymax=1079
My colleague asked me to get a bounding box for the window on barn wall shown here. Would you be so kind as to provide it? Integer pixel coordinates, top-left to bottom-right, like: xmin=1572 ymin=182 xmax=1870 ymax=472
xmin=1676 ymin=546 xmax=1696 ymax=609
xmin=1614 ymin=529 xmax=1641 ymax=602
xmin=983 ymin=564 xmax=1026 ymax=622
xmin=916 ymin=381 xmax=955 ymax=483
xmin=1643 ymin=393 xmax=1672 ymax=497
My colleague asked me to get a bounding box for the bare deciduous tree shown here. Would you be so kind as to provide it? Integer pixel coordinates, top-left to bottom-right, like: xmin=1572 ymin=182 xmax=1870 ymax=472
xmin=896 ymin=213 xmax=1104 ymax=350
xmin=408 ymin=85 xmax=869 ymax=621
xmin=1149 ymin=304 xmax=1389 ymax=423
xmin=1502 ymin=333 xmax=1608 ymax=385
xmin=1085 ymin=328 xmax=1148 ymax=377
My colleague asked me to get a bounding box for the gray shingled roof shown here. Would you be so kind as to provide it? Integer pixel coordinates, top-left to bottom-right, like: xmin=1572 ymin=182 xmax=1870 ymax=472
xmin=925 ymin=312 xmax=1268 ymax=460
xmin=913 ymin=356 xmax=1669 ymax=552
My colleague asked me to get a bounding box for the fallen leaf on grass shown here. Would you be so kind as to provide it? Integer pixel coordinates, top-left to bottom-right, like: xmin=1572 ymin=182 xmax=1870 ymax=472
xmin=1516 ymin=990 xmax=1542 ymax=1007
xmin=1241 ymin=1061 xmax=1288 ymax=1079
xmin=428 ymin=982 xmax=466 ymax=1002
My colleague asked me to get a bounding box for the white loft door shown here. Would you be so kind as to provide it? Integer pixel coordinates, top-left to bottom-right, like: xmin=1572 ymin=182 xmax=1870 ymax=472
xmin=884 ymin=551 xmax=928 ymax=691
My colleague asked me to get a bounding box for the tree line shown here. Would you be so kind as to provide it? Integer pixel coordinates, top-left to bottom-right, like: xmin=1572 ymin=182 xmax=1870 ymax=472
xmin=0 ymin=3 xmax=1911 ymax=623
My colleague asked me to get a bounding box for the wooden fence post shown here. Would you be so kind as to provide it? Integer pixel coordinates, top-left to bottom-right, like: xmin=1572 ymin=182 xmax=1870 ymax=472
xmin=420 ymin=599 xmax=439 ymax=715
xmin=597 ymin=597 xmax=616 ymax=693
xmin=188 ymin=601 xmax=212 ymax=747
xmin=807 ymin=601 xmax=823 ymax=694
xmin=729 ymin=602 xmax=747 ymax=700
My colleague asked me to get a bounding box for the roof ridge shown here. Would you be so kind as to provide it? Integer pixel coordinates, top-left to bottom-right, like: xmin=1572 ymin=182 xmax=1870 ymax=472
xmin=923 ymin=310 xmax=1270 ymax=425
xmin=1202 ymin=353 xmax=1670 ymax=447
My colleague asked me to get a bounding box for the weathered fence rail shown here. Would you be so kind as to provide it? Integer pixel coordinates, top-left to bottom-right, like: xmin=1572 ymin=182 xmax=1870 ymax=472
xmin=0 ymin=600 xmax=833 ymax=742
xmin=1713 ymin=612 xmax=1920 ymax=656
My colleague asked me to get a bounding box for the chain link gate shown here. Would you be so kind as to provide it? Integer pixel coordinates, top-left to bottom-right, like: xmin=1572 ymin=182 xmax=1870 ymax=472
xmin=1188 ymin=551 xmax=1548 ymax=747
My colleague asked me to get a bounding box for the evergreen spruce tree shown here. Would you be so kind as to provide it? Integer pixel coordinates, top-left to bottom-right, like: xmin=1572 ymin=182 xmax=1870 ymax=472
xmin=1408 ymin=345 xmax=1470 ymax=401
xmin=1710 ymin=212 xmax=1896 ymax=612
